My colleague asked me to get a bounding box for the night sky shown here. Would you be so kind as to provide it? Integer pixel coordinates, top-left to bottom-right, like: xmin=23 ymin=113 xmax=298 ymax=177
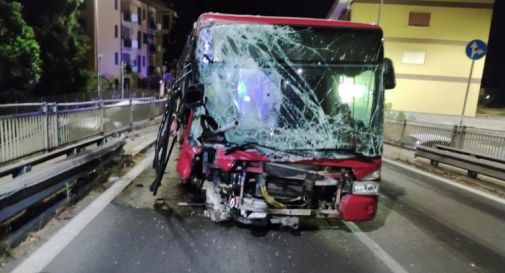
xmin=163 ymin=0 xmax=334 ymax=63
xmin=482 ymin=0 xmax=504 ymax=106
xmin=163 ymin=0 xmax=504 ymax=107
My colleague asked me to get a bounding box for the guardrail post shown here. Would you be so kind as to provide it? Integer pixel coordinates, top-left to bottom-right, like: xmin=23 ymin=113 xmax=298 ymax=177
xmin=450 ymin=125 xmax=458 ymax=148
xmin=451 ymin=125 xmax=466 ymax=149
xmin=400 ymin=119 xmax=407 ymax=146
xmin=43 ymin=102 xmax=50 ymax=150
xmin=129 ymin=97 xmax=133 ymax=128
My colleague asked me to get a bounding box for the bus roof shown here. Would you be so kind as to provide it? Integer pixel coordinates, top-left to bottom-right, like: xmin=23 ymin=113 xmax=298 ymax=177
xmin=196 ymin=13 xmax=380 ymax=31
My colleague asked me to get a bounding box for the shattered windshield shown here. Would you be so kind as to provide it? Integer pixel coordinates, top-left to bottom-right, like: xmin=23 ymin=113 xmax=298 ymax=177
xmin=195 ymin=23 xmax=385 ymax=158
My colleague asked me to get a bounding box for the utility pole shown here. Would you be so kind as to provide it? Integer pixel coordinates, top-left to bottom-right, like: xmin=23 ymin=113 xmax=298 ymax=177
xmin=377 ymin=0 xmax=384 ymax=25
xmin=94 ymin=0 xmax=101 ymax=99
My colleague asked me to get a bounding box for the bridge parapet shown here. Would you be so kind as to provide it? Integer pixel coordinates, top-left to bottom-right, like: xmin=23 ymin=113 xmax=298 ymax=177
xmin=0 ymin=97 xmax=166 ymax=164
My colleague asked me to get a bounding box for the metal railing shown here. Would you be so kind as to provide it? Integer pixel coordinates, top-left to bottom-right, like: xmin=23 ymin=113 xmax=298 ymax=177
xmin=0 ymin=97 xmax=166 ymax=164
xmin=385 ymin=120 xmax=505 ymax=159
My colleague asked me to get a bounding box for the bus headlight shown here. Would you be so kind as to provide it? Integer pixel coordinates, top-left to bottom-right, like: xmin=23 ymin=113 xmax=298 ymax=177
xmin=352 ymin=181 xmax=380 ymax=195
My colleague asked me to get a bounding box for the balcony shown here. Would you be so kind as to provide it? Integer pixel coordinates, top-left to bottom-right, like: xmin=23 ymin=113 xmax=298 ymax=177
xmin=123 ymin=39 xmax=132 ymax=48
xmin=131 ymin=13 xmax=139 ymax=23
xmin=148 ymin=66 xmax=157 ymax=75
xmin=123 ymin=12 xmax=131 ymax=22
xmin=121 ymin=26 xmax=131 ymax=39
xmin=148 ymin=19 xmax=157 ymax=31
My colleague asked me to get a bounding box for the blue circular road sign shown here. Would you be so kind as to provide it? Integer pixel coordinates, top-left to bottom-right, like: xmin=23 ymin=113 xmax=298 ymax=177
xmin=466 ymin=39 xmax=487 ymax=60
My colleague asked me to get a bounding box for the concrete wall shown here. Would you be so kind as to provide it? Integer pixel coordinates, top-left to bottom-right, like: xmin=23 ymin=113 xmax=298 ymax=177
xmin=351 ymin=0 xmax=494 ymax=116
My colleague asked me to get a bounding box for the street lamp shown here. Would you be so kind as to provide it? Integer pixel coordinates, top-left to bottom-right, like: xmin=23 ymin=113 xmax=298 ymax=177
xmin=97 ymin=54 xmax=103 ymax=99
xmin=121 ymin=61 xmax=126 ymax=99
xmin=94 ymin=0 xmax=100 ymax=98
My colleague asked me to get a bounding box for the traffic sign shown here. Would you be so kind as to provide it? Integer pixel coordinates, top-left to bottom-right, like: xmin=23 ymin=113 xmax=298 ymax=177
xmin=465 ymin=39 xmax=487 ymax=60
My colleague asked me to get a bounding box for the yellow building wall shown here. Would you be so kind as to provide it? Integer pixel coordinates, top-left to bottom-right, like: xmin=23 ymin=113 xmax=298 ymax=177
xmin=351 ymin=1 xmax=493 ymax=116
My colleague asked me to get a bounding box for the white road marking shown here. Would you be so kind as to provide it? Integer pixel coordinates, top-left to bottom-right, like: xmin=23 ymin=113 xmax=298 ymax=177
xmin=383 ymin=158 xmax=505 ymax=206
xmin=10 ymin=153 xmax=154 ymax=273
xmin=344 ymin=221 xmax=409 ymax=273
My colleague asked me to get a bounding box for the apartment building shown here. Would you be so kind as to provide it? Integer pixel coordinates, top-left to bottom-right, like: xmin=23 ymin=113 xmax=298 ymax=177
xmin=330 ymin=0 xmax=494 ymax=116
xmin=80 ymin=0 xmax=176 ymax=89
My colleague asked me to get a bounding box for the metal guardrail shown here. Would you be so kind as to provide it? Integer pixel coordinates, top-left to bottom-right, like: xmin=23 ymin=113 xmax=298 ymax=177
xmin=385 ymin=120 xmax=505 ymax=159
xmin=0 ymin=97 xmax=166 ymax=164
xmin=415 ymin=145 xmax=505 ymax=181
xmin=0 ymin=138 xmax=125 ymax=248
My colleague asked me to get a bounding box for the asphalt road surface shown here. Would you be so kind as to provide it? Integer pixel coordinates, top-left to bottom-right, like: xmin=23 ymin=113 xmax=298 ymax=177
xmin=38 ymin=159 xmax=505 ymax=273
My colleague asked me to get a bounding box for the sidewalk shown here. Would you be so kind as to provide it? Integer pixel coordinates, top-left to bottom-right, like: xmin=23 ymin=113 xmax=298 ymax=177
xmin=123 ymin=125 xmax=158 ymax=157
xmin=383 ymin=144 xmax=505 ymax=198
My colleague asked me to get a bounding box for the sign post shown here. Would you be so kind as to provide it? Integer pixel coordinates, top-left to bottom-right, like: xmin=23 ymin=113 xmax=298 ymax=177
xmin=461 ymin=39 xmax=487 ymax=126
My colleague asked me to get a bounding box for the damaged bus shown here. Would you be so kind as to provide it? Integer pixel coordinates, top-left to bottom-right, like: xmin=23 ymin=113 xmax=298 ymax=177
xmin=151 ymin=13 xmax=396 ymax=228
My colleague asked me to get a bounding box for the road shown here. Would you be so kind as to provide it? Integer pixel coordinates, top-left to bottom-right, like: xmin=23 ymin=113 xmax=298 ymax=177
xmin=22 ymin=158 xmax=505 ymax=273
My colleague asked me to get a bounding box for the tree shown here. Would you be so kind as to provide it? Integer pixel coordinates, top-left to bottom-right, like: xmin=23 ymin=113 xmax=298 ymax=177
xmin=14 ymin=0 xmax=91 ymax=97
xmin=0 ymin=1 xmax=42 ymax=101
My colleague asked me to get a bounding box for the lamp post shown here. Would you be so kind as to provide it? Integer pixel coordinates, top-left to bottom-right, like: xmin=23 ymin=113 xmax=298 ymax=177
xmin=94 ymin=0 xmax=100 ymax=98
xmin=121 ymin=61 xmax=126 ymax=99
xmin=97 ymin=54 xmax=103 ymax=99
xmin=119 ymin=0 xmax=124 ymax=99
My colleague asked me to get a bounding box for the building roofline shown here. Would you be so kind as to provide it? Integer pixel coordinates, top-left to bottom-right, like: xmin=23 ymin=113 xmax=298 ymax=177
xmin=141 ymin=0 xmax=175 ymax=12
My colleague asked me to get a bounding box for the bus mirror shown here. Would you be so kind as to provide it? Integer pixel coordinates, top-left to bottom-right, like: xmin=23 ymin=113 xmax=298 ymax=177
xmin=184 ymin=83 xmax=204 ymax=107
xmin=384 ymin=58 xmax=396 ymax=90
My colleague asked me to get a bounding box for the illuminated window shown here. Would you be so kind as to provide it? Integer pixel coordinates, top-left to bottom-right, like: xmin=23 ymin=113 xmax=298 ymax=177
xmin=409 ymin=12 xmax=431 ymax=27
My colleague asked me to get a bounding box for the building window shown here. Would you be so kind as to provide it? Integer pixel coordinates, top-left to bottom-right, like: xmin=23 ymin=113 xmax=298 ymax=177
xmin=114 ymin=0 xmax=118 ymax=10
xmin=143 ymin=9 xmax=146 ymax=21
xmin=138 ymin=7 xmax=142 ymax=25
xmin=114 ymin=25 xmax=118 ymax=38
xmin=143 ymin=56 xmax=146 ymax=67
xmin=408 ymin=12 xmax=431 ymax=27
xmin=115 ymin=52 xmax=119 ymax=65
xmin=137 ymin=31 xmax=142 ymax=49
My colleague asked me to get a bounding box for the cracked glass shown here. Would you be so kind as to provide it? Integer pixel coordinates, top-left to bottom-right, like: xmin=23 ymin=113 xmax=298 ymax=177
xmin=194 ymin=22 xmax=385 ymax=159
